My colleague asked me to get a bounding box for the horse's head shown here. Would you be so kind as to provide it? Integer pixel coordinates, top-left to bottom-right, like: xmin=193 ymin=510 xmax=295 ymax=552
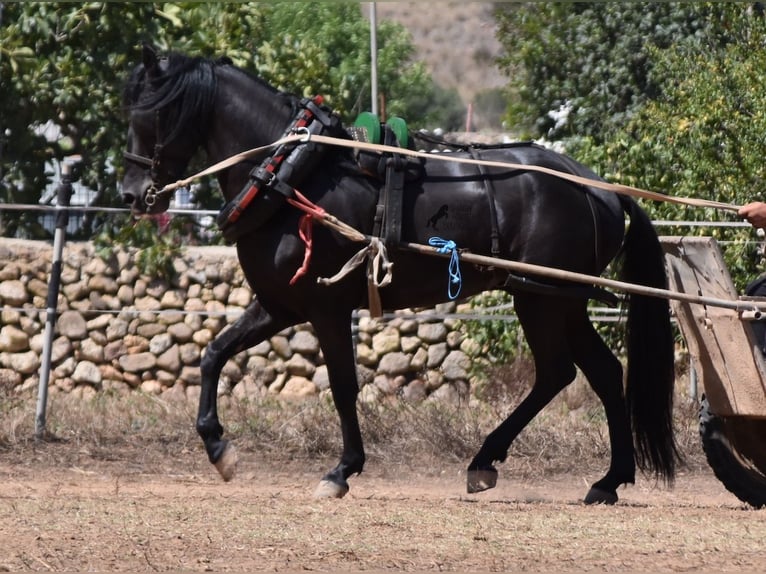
xmin=121 ymin=45 xmax=216 ymax=214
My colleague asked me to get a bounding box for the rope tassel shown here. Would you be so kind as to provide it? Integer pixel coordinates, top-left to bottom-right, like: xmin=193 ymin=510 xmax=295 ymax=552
xmin=429 ymin=237 xmax=462 ymax=300
xmin=316 ymin=238 xmax=393 ymax=288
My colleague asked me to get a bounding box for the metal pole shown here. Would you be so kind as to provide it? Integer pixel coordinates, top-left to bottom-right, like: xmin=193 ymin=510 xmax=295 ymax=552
xmin=35 ymin=155 xmax=81 ymax=439
xmin=369 ymin=2 xmax=379 ymax=116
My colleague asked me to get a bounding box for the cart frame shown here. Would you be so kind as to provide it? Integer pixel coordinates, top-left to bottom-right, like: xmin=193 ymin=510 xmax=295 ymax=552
xmin=661 ymin=236 xmax=766 ymax=418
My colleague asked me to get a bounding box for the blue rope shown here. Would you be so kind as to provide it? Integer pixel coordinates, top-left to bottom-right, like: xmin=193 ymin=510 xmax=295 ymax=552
xmin=428 ymin=237 xmax=462 ymax=300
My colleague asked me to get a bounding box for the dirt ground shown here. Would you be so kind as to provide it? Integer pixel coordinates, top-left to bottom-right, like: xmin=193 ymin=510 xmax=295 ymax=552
xmin=1 ymin=440 xmax=764 ymax=573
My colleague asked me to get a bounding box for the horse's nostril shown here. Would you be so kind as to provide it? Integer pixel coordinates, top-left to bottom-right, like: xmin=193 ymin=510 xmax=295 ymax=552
xmin=122 ymin=193 xmax=136 ymax=205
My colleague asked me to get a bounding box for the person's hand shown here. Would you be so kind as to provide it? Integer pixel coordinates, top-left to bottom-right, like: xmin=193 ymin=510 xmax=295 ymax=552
xmin=738 ymin=202 xmax=766 ymax=228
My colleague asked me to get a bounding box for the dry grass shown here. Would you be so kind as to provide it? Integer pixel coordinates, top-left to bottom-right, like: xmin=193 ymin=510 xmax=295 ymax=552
xmin=0 ymin=366 xmax=752 ymax=572
xmin=1 ymin=362 xmax=745 ymax=574
xmin=0 ymin=357 xmax=707 ymax=478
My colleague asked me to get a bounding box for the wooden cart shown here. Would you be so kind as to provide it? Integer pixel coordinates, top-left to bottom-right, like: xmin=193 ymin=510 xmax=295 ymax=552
xmin=661 ymin=236 xmax=766 ymax=507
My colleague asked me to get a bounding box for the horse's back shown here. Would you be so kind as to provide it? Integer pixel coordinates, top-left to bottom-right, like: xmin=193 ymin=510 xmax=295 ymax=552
xmin=405 ymin=143 xmax=626 ymax=273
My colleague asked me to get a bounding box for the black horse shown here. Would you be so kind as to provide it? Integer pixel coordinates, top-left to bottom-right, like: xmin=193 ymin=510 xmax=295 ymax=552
xmin=121 ymin=46 xmax=679 ymax=504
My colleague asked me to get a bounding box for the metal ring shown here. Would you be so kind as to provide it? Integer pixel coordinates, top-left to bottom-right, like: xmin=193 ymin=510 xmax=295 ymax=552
xmin=144 ymin=185 xmax=158 ymax=207
xmin=294 ymin=126 xmax=311 ymax=143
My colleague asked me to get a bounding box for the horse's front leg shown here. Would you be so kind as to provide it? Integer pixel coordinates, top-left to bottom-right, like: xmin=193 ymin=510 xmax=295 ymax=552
xmin=196 ymin=299 xmax=291 ymax=481
xmin=311 ymin=315 xmax=365 ymax=499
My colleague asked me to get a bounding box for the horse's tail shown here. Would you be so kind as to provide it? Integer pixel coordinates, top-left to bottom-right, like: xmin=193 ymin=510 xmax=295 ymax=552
xmin=618 ymin=197 xmax=680 ymax=483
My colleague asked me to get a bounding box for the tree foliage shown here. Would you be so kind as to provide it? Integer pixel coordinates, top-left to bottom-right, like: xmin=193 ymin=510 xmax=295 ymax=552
xmin=572 ymin=8 xmax=766 ymax=289
xmin=497 ymin=2 xmax=766 ymax=288
xmin=495 ymin=2 xmax=732 ymax=141
xmin=0 ymin=2 xmax=454 ymax=239
xmin=0 ymin=3 xmax=163 ymax=237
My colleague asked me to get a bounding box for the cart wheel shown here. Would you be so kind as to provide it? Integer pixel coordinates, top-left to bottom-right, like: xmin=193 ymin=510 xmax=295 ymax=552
xmin=699 ymin=396 xmax=766 ymax=508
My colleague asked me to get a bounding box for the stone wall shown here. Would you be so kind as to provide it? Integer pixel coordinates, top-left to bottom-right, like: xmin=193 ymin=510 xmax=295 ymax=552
xmin=0 ymin=239 xmax=482 ymax=405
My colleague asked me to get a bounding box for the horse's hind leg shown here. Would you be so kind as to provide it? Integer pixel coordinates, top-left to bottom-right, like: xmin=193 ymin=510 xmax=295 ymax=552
xmin=196 ymin=299 xmax=292 ymax=481
xmin=467 ymin=294 xmax=578 ymax=494
xmin=568 ymin=314 xmax=635 ymax=504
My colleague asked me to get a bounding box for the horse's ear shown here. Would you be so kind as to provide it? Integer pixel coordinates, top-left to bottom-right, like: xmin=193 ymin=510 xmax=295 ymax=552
xmin=142 ymin=43 xmax=159 ymax=71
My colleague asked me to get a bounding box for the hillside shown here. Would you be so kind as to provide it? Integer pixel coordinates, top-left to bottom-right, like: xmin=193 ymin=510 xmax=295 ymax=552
xmin=368 ymin=2 xmax=507 ymax=125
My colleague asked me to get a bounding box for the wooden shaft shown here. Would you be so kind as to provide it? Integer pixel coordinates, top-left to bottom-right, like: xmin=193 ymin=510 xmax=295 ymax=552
xmin=399 ymin=242 xmax=766 ymax=314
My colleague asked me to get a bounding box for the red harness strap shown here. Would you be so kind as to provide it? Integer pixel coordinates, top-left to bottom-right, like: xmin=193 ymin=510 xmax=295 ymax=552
xmin=289 ymin=214 xmax=315 ymax=285
xmin=221 ymin=95 xmax=327 ymax=227
xmin=287 ymin=189 xmax=328 ymax=285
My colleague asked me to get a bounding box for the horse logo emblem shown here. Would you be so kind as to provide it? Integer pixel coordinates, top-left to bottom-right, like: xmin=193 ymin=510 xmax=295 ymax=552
xmin=426 ymin=204 xmax=449 ymax=229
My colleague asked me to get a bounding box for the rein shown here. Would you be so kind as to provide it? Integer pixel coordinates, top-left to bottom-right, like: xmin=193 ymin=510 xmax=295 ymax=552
xmin=222 ymin=168 xmax=766 ymax=315
xmin=154 ymin=132 xmax=743 ymax=214
xmin=280 ymin=188 xmax=766 ymax=315
xmin=133 ymin=128 xmax=766 ymax=315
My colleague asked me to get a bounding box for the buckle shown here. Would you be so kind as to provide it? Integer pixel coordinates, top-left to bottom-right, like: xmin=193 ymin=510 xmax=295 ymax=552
xmin=252 ymin=166 xmax=276 ymax=186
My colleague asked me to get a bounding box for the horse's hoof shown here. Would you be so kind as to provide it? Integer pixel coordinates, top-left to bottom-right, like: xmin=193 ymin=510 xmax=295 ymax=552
xmin=584 ymin=486 xmax=618 ymax=505
xmin=213 ymin=443 xmax=238 ymax=482
xmin=314 ymin=479 xmax=349 ymax=499
xmin=466 ymin=468 xmax=498 ymax=493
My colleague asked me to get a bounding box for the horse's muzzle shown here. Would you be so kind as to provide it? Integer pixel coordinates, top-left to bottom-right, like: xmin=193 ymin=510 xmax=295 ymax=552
xmin=121 ymin=191 xmax=137 ymax=206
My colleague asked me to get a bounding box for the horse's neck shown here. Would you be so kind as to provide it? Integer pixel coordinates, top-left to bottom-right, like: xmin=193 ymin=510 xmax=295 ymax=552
xmin=206 ymin=68 xmax=292 ymax=199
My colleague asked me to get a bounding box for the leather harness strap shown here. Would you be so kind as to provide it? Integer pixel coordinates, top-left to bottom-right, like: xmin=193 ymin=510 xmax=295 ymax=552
xmin=215 ymin=96 xmax=339 ymax=242
xmin=468 ymin=147 xmax=502 ymax=259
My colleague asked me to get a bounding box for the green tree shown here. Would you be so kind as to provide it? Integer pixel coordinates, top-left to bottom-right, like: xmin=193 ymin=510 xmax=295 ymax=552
xmin=0 ymin=2 xmax=164 ymax=237
xmin=495 ymin=2 xmax=729 ymax=141
xmin=252 ymin=3 xmax=463 ymax=127
xmin=484 ymin=2 xmax=766 ymax=364
xmin=0 ymin=2 xmax=446 ymax=239
xmin=570 ymin=7 xmax=766 ymax=289
xmin=495 ymin=2 xmax=766 ymax=288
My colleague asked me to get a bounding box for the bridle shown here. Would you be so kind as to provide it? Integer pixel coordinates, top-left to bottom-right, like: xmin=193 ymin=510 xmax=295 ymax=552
xmin=122 ymin=109 xmax=173 ymax=207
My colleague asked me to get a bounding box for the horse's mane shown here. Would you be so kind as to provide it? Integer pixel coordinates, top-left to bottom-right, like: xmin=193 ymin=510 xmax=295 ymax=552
xmin=122 ymin=51 xmax=296 ymax=146
xmin=123 ymin=52 xmax=221 ymax=145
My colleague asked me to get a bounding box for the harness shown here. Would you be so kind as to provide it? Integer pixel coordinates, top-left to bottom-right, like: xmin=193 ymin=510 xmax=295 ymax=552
xmin=467 ymin=147 xmax=502 ymax=259
xmin=347 ymin=113 xmax=421 ymax=314
xmin=348 ymin=113 xmax=423 ymax=249
xmin=125 ymin=97 xmax=619 ymax=310
xmin=216 ymin=96 xmax=341 ymax=243
xmin=211 ymin=103 xmax=529 ymax=306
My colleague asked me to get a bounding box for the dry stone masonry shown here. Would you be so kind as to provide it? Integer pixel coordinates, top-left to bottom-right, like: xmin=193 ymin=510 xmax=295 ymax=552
xmin=0 ymin=239 xmax=483 ymax=405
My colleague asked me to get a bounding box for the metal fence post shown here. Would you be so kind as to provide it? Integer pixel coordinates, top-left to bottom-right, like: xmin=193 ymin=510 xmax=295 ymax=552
xmin=35 ymin=155 xmax=81 ymax=439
